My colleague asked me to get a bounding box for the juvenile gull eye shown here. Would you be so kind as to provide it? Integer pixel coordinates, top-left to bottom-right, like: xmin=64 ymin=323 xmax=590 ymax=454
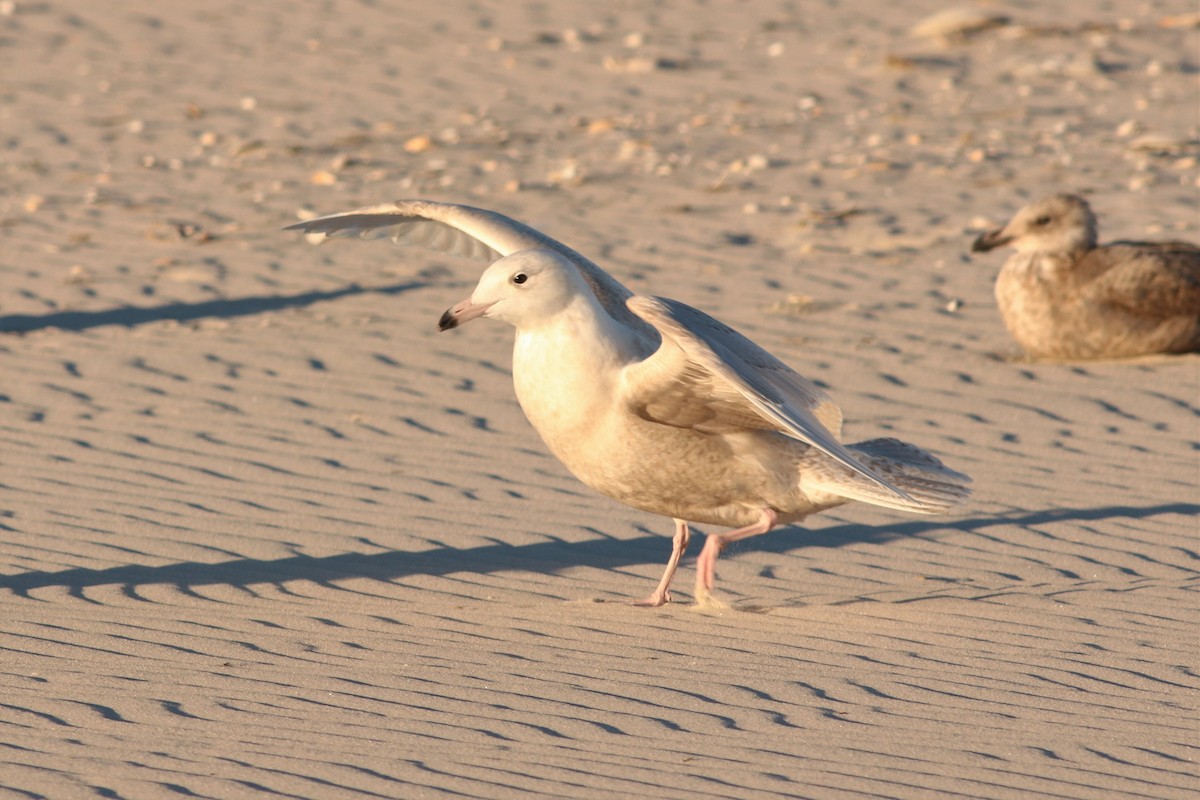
xmin=512 ymin=272 xmax=528 ymax=285
xmin=1034 ymin=215 xmax=1052 ymax=226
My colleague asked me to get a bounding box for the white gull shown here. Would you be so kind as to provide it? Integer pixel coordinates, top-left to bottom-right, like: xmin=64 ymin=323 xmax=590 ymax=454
xmin=288 ymin=201 xmax=971 ymax=606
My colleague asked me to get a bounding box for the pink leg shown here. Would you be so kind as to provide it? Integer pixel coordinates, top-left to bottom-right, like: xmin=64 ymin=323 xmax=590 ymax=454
xmin=633 ymin=518 xmax=690 ymax=607
xmin=694 ymin=509 xmax=778 ymax=605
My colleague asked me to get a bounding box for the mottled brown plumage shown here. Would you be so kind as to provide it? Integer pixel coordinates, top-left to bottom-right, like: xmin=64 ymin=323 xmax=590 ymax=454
xmin=972 ymin=194 xmax=1200 ymax=359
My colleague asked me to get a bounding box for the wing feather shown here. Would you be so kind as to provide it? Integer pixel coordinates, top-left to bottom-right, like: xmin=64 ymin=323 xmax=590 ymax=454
xmin=1082 ymin=242 xmax=1200 ymax=319
xmin=285 ymin=200 xmax=641 ymax=325
xmin=621 ymin=295 xmax=916 ymax=504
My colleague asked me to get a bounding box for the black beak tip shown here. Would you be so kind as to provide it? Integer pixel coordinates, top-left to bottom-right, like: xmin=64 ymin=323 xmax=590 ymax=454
xmin=437 ymin=308 xmax=457 ymax=331
xmin=971 ymin=233 xmax=994 ymax=253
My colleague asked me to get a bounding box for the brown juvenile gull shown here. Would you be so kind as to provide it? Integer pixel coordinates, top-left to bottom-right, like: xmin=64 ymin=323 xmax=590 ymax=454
xmin=287 ymin=201 xmax=970 ymax=607
xmin=972 ymin=193 xmax=1200 ymax=360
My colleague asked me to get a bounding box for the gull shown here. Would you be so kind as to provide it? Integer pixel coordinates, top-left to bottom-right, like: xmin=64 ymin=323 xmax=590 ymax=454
xmin=287 ymin=201 xmax=971 ymax=607
xmin=972 ymin=194 xmax=1200 ymax=360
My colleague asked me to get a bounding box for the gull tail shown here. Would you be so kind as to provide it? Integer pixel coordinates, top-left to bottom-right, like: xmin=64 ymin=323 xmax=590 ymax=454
xmin=805 ymin=437 xmax=972 ymax=514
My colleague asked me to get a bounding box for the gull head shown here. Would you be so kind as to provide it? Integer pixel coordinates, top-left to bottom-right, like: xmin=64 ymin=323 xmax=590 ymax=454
xmin=972 ymin=194 xmax=1098 ymax=257
xmin=438 ymin=248 xmax=588 ymax=332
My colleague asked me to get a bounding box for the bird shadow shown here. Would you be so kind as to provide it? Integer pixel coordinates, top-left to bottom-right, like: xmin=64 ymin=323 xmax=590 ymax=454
xmin=1 ymin=503 xmax=1194 ymax=597
xmin=0 ymin=281 xmax=428 ymax=334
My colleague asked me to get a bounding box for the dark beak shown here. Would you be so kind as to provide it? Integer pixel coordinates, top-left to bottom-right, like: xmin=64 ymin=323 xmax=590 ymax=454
xmin=437 ymin=298 xmax=495 ymax=331
xmin=972 ymin=228 xmax=1011 ymax=253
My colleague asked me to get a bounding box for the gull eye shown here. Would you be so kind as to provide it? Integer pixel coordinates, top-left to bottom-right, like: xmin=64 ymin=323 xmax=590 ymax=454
xmin=511 ymin=272 xmax=528 ymax=285
xmin=1034 ymin=215 xmax=1052 ymax=226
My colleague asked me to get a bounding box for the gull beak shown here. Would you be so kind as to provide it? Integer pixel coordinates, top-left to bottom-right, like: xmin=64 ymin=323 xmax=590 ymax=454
xmin=438 ymin=298 xmax=496 ymax=331
xmin=971 ymin=227 xmax=1011 ymax=253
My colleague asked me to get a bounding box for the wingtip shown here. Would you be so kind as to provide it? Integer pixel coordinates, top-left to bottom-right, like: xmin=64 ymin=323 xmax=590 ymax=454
xmin=282 ymin=209 xmax=332 ymax=233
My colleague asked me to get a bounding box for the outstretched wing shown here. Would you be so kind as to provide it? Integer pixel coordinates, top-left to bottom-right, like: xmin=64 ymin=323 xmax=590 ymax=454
xmin=620 ymin=295 xmax=924 ymax=508
xmin=285 ymin=199 xmax=640 ymax=325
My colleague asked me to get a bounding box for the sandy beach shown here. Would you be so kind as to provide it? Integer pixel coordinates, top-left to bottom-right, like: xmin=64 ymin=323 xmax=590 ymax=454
xmin=1 ymin=1 xmax=1197 ymax=797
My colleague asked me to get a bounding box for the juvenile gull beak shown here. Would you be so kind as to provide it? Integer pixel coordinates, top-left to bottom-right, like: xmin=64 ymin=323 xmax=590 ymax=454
xmin=438 ymin=298 xmax=495 ymax=331
xmin=972 ymin=227 xmax=1010 ymax=253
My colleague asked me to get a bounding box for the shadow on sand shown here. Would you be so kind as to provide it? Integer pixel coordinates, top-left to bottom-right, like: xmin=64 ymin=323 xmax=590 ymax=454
xmin=0 ymin=281 xmax=428 ymax=334
xmin=2 ymin=503 xmax=1195 ymax=597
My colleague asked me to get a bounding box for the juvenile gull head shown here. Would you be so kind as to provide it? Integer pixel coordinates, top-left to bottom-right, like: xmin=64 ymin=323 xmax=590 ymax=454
xmin=973 ymin=193 xmax=1200 ymax=360
xmin=973 ymin=194 xmax=1097 ymax=258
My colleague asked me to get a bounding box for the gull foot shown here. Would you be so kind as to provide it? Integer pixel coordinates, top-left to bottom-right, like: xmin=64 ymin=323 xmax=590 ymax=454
xmin=631 ymin=591 xmax=670 ymax=607
xmin=692 ymin=586 xmax=728 ymax=610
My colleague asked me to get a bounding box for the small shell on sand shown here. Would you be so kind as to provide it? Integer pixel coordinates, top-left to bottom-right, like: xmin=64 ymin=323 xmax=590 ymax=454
xmin=910 ymin=8 xmax=1009 ymax=40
